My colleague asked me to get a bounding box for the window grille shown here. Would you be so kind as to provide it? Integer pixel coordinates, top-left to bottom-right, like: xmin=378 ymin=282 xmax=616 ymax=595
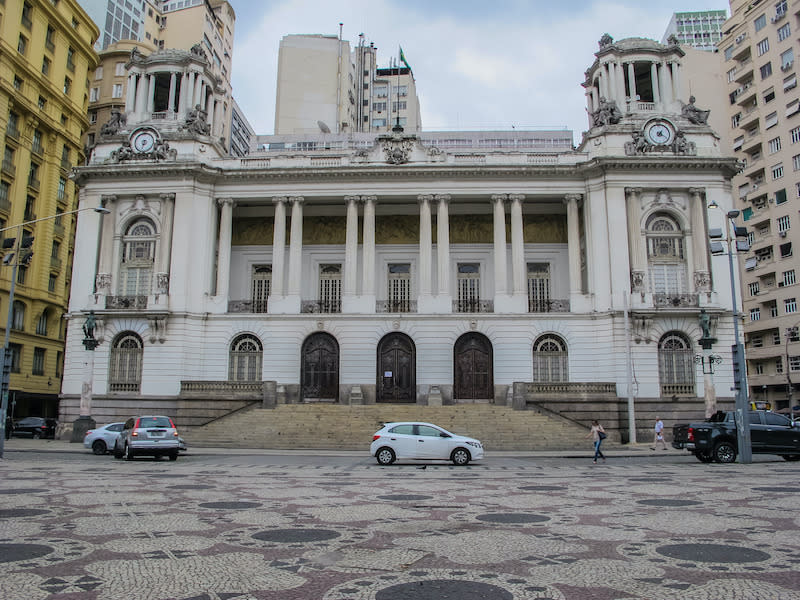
xmin=318 ymin=264 xmax=341 ymax=313
xmin=658 ymin=332 xmax=695 ymax=395
xmin=532 ymin=334 xmax=568 ymax=382
xmin=229 ymin=334 xmax=262 ymax=381
xmin=387 ymin=263 xmax=411 ymax=312
xmin=646 ymin=214 xmax=687 ymax=294
xmin=119 ymin=219 xmax=156 ymax=297
xmin=526 ymin=263 xmax=551 ymax=312
xmin=109 ymin=333 xmax=143 ymax=391
xmin=456 ymin=263 xmax=480 ymax=312
xmin=251 ymin=265 xmax=271 ymax=313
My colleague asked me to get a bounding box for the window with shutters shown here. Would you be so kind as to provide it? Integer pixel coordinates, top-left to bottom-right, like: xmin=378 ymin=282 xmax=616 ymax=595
xmin=456 ymin=263 xmax=480 ymax=312
xmin=318 ymin=264 xmax=341 ymax=313
xmin=251 ymin=265 xmax=271 ymax=313
xmin=109 ymin=332 xmax=143 ymax=392
xmin=387 ymin=263 xmax=411 ymax=312
xmin=658 ymin=332 xmax=695 ymax=396
xmin=119 ymin=218 xmax=157 ymax=298
xmin=532 ymin=334 xmax=568 ymax=382
xmin=646 ymin=213 xmax=687 ymax=295
xmin=527 ymin=263 xmax=551 ymax=312
xmin=228 ymin=334 xmax=262 ymax=381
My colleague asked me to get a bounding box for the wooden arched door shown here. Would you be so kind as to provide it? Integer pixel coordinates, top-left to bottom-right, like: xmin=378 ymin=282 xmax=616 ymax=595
xmin=301 ymin=332 xmax=339 ymax=402
xmin=454 ymin=332 xmax=493 ymax=401
xmin=377 ymin=333 xmax=416 ymax=403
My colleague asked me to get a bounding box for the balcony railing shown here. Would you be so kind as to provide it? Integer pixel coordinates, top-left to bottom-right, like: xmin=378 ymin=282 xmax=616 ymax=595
xmin=27 ymin=176 xmax=40 ymax=190
xmin=302 ymin=300 xmax=341 ymax=313
xmin=653 ymin=293 xmax=699 ymax=308
xmin=1 ymin=160 xmax=15 ymax=177
xmin=0 ymin=197 xmax=10 ymax=212
xmin=50 ymin=256 xmax=61 ymax=270
xmin=6 ymin=124 xmax=19 ymax=140
xmin=453 ymin=299 xmax=494 ymax=313
xmin=528 ymin=298 xmax=570 ymax=313
xmin=228 ymin=300 xmax=269 ymax=313
xmin=60 ymin=159 xmax=71 ymax=171
xmin=45 ymin=39 xmax=54 ymax=52
xmin=376 ymin=300 xmax=417 ymax=313
xmin=106 ymin=295 xmax=147 ymax=309
xmin=661 ymin=383 xmax=695 ymax=396
xmin=31 ymin=140 xmax=43 ymax=155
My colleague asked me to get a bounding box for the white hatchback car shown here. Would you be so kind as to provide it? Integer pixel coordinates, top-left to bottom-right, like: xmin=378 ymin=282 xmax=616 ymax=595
xmin=370 ymin=422 xmax=484 ymax=466
xmin=83 ymin=422 xmax=125 ymax=455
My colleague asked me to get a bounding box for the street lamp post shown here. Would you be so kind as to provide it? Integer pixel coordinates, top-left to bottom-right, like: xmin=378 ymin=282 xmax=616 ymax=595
xmin=785 ymin=326 xmax=799 ymax=421
xmin=0 ymin=206 xmax=109 ymax=459
xmin=709 ymin=206 xmax=753 ymax=464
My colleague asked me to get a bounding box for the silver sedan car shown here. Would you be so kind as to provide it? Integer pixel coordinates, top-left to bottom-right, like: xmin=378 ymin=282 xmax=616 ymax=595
xmin=83 ymin=422 xmax=125 ymax=455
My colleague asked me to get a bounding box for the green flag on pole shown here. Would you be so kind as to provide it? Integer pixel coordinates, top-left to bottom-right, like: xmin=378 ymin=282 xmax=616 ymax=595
xmin=399 ymin=46 xmax=412 ymax=73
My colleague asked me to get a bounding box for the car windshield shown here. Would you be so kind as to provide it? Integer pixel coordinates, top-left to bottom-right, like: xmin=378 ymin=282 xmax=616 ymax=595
xmin=138 ymin=417 xmax=172 ymax=428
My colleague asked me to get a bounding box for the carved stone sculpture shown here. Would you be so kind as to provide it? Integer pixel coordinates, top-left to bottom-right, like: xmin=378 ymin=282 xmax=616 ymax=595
xmin=681 ymin=95 xmax=710 ymax=125
xmin=100 ymin=107 xmax=126 ymax=136
xmin=591 ymin=97 xmax=622 ymax=127
xmin=183 ymin=104 xmax=211 ymax=135
xmin=599 ymin=33 xmax=614 ymax=49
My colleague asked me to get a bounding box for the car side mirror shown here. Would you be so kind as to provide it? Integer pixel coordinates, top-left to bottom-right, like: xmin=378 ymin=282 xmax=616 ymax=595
xmin=440 ymin=432 xmax=451 ymax=438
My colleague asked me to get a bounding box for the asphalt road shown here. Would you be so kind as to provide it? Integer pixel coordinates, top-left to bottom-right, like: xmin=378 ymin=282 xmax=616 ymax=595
xmin=2 ymin=445 xmax=799 ymax=599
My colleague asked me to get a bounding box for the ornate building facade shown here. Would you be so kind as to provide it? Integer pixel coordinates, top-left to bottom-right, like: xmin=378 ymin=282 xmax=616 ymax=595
xmin=61 ymin=37 xmax=739 ymax=442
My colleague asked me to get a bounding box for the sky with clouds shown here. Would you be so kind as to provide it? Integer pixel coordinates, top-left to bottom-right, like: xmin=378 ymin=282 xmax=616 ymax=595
xmin=227 ymin=1 xmax=730 ymax=143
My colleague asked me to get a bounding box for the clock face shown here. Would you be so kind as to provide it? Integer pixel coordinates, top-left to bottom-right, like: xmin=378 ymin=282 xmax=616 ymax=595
xmin=645 ymin=121 xmax=675 ymax=145
xmin=132 ymin=130 xmax=156 ymax=153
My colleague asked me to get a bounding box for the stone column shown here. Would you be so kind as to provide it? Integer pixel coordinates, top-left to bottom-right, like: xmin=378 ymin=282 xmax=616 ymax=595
xmin=157 ymin=193 xmax=175 ymax=295
xmin=134 ymin=72 xmax=148 ymax=117
xmin=362 ymin=195 xmax=377 ymax=297
xmin=178 ymin=72 xmax=188 ymax=114
xmin=509 ymin=194 xmax=526 ymax=296
xmin=343 ymin=195 xmax=360 ymax=296
xmin=168 ymin=72 xmax=177 ymax=114
xmin=565 ymin=194 xmax=583 ymax=297
xmin=627 ymin=62 xmax=637 ymax=100
xmin=215 ymin=198 xmax=233 ymax=299
xmin=287 ymin=196 xmax=304 ymax=297
xmin=616 ymin=61 xmax=626 ymax=105
xmin=96 ymin=194 xmax=117 ymax=296
xmin=492 ymin=194 xmax=508 ymax=295
xmin=418 ymin=195 xmax=433 ymax=297
xmin=651 ymin=62 xmax=661 ymax=104
xmin=125 ymin=74 xmax=137 ymax=112
xmin=591 ymin=85 xmax=599 ymax=109
xmin=671 ymin=62 xmax=682 ymax=103
xmin=625 ymin=188 xmax=646 ymax=294
xmin=186 ymin=72 xmax=196 ymax=108
xmin=660 ymin=60 xmax=673 ymax=105
xmin=193 ymin=75 xmax=203 ymax=110
xmin=436 ymin=194 xmax=451 ymax=297
xmin=271 ymin=196 xmax=287 ymax=297
xmin=690 ymin=187 xmax=711 ymax=292
xmin=146 ymin=74 xmax=156 ymax=114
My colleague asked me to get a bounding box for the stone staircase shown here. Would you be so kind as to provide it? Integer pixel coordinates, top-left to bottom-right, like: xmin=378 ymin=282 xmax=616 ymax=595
xmin=182 ymin=403 xmax=596 ymax=451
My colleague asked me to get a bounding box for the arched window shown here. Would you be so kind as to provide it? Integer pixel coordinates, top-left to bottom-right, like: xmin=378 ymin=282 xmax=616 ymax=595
xmin=658 ymin=332 xmax=695 ymax=396
xmin=119 ymin=218 xmax=157 ymax=297
xmin=229 ymin=334 xmax=262 ymax=381
xmin=532 ymin=334 xmax=569 ymax=382
xmin=109 ymin=332 xmax=143 ymax=392
xmin=11 ymin=301 xmax=25 ymax=331
xmin=646 ymin=213 xmax=687 ymax=294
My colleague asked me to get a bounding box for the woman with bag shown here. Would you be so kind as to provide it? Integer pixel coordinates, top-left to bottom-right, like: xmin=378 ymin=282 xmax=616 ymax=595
xmin=587 ymin=420 xmax=606 ymax=464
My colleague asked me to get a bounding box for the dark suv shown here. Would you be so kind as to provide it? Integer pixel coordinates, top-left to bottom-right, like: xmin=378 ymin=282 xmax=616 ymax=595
xmin=12 ymin=417 xmax=57 ymax=439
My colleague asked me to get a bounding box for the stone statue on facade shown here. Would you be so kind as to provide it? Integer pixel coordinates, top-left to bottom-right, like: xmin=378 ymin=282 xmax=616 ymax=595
xmin=599 ymin=33 xmax=614 ymax=49
xmin=190 ymin=43 xmax=207 ymax=61
xmin=183 ymin=104 xmax=211 ymax=135
xmin=83 ymin=311 xmax=97 ymax=341
xmin=100 ymin=107 xmax=127 ymax=136
xmin=681 ymin=96 xmax=710 ymax=125
xmin=109 ymin=141 xmax=134 ymax=163
xmin=592 ymin=97 xmax=622 ymax=127
xmin=666 ymin=34 xmax=680 ymax=46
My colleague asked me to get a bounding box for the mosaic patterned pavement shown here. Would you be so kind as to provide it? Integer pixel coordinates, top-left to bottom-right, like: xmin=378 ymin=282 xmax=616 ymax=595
xmin=1 ymin=455 xmax=799 ymax=600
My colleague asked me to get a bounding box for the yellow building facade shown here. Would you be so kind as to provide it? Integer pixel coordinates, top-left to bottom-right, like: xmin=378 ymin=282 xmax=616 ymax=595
xmin=0 ymin=0 xmax=98 ymax=418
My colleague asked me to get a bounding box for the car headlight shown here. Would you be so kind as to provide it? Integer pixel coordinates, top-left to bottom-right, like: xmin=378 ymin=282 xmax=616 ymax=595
xmin=466 ymin=441 xmax=481 ymax=448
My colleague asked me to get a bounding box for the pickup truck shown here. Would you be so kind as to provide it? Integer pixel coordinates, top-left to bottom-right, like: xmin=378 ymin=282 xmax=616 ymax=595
xmin=672 ymin=410 xmax=800 ymax=463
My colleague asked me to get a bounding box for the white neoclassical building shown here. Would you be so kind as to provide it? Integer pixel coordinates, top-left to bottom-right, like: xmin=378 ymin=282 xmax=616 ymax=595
xmin=62 ymin=38 xmax=739 ymax=443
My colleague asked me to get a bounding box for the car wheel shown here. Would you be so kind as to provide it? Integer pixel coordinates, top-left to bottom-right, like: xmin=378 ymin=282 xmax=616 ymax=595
xmin=169 ymin=452 xmax=178 ymax=461
xmin=375 ymin=447 xmax=395 ymax=465
xmin=92 ymin=440 xmax=107 ymax=455
xmin=33 ymin=431 xmax=41 ymax=439
xmin=781 ymin=454 xmax=800 ymax=461
xmin=124 ymin=443 xmax=134 ymax=461
xmin=113 ymin=444 xmax=123 ymax=459
xmin=694 ymin=451 xmax=714 ymax=463
xmin=712 ymin=441 xmax=736 ymax=463
xmin=451 ymin=447 xmax=471 ymax=466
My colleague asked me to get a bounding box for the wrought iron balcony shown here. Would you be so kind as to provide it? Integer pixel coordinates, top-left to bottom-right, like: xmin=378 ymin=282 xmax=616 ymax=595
xmin=653 ymin=293 xmax=699 ymax=308
xmin=228 ymin=300 xmax=269 ymax=313
xmin=302 ymin=300 xmax=341 ymax=313
xmin=528 ymin=298 xmax=570 ymax=313
xmin=376 ymin=300 xmax=417 ymax=313
xmin=106 ymin=295 xmax=147 ymax=309
xmin=453 ymin=299 xmax=494 ymax=313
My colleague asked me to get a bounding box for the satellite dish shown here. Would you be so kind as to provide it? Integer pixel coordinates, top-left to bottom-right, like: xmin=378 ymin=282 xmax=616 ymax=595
xmin=317 ymin=120 xmax=331 ymax=133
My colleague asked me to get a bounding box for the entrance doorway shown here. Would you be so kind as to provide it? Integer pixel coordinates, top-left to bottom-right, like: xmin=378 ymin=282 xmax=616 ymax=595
xmin=377 ymin=333 xmax=416 ymax=403
xmin=301 ymin=332 xmax=339 ymax=401
xmin=453 ymin=332 xmax=493 ymax=400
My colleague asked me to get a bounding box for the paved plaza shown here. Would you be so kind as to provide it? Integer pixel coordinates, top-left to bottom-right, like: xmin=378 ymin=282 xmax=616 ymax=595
xmin=1 ymin=442 xmax=799 ymax=599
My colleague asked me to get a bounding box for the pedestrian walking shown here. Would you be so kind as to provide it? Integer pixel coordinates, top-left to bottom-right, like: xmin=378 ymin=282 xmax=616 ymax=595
xmin=587 ymin=419 xmax=606 ymax=463
xmin=651 ymin=417 xmax=667 ymax=450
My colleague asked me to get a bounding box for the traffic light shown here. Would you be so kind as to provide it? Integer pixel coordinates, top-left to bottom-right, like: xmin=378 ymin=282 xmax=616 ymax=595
xmin=731 ymin=344 xmax=742 ymax=391
xmin=1 ymin=236 xmax=34 ymax=265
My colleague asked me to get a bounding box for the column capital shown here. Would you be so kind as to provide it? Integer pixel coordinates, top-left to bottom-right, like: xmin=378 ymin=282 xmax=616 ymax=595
xmin=491 ymin=194 xmax=508 ymax=204
xmin=216 ymin=197 xmax=234 ymax=208
xmin=508 ymin=193 xmax=525 ymax=203
xmin=344 ymin=195 xmax=361 ymax=203
xmin=100 ymin=194 xmax=117 ymax=206
xmin=563 ymin=193 xmax=582 ymax=204
xmin=288 ymin=196 xmax=304 ymax=204
xmin=418 ymin=194 xmax=434 ymax=205
xmin=434 ymin=193 xmax=451 ymax=204
xmin=272 ymin=195 xmax=288 ymax=205
xmin=688 ymin=187 xmax=705 ymax=196
xmin=624 ymin=187 xmax=643 ymax=196
xmin=159 ymin=193 xmax=175 ymax=202
xmin=361 ymin=195 xmax=377 ymax=205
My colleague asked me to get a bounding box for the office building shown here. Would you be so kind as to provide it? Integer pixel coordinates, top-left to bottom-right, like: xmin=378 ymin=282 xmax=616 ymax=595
xmin=662 ymin=10 xmax=728 ymax=51
xmin=0 ymin=0 xmax=99 ymax=418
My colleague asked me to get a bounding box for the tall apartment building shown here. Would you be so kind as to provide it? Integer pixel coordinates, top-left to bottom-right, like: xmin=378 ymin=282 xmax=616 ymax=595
xmin=720 ymin=0 xmax=799 ymax=409
xmin=662 ymin=10 xmax=728 ymax=51
xmin=80 ymin=0 xmax=238 ymax=153
xmin=0 ymin=0 xmax=99 ymax=418
xmin=274 ymin=33 xmax=422 ymax=135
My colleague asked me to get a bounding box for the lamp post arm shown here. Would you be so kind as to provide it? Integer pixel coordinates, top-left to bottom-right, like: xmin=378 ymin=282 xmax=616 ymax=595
xmin=0 ymin=206 xmax=106 ymax=235
xmin=0 ymin=224 xmax=23 ymax=457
